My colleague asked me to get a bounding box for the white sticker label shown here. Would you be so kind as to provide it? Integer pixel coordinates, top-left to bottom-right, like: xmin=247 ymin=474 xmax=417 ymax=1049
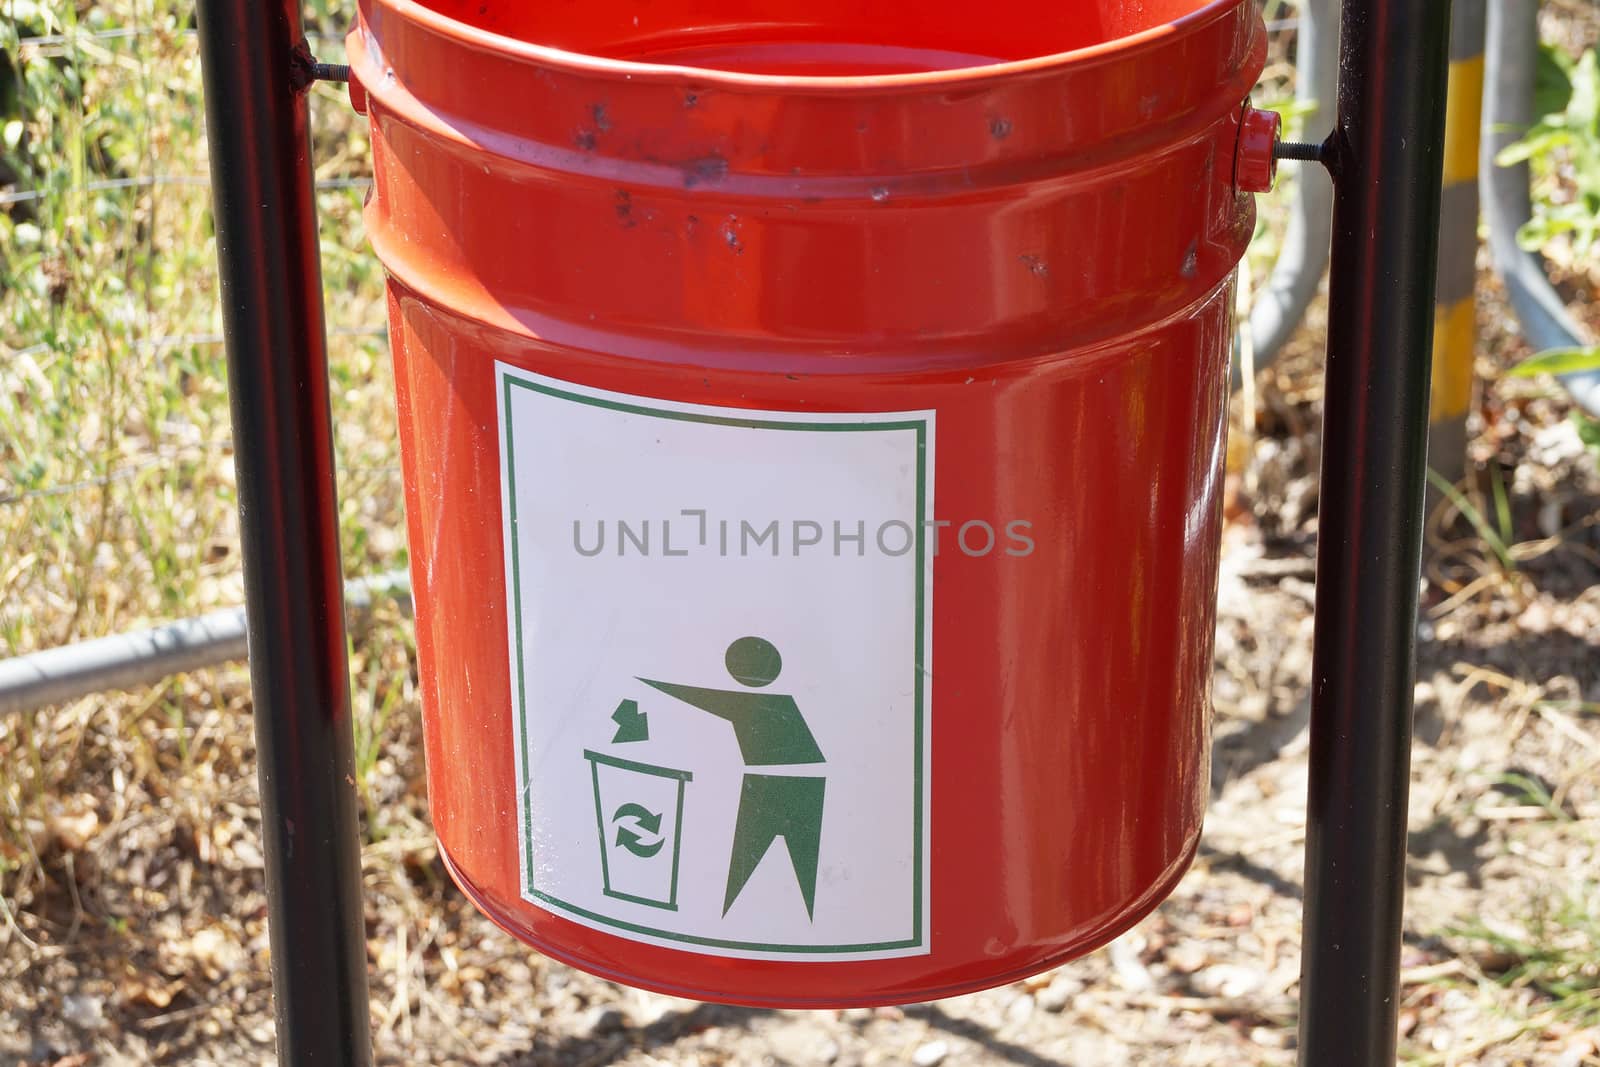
xmin=496 ymin=364 xmax=933 ymax=961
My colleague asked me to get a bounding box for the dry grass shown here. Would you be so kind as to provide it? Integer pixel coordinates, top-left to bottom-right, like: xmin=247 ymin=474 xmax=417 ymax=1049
xmin=1 ymin=4 xmax=415 ymax=1060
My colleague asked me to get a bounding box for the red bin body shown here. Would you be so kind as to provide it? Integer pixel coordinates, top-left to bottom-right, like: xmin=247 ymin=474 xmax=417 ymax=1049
xmin=350 ymin=0 xmax=1265 ymax=1007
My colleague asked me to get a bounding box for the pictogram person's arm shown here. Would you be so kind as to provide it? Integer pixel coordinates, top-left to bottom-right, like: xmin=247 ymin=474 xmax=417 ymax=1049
xmin=637 ymin=679 xmax=825 ymax=765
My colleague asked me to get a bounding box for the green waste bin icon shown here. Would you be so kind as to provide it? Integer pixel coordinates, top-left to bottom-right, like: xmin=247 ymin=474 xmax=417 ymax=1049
xmin=585 ymin=750 xmax=692 ymax=911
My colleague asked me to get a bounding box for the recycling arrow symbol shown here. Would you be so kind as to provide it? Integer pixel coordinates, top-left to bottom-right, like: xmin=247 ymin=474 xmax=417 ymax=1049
xmin=612 ymin=802 xmax=665 ymax=858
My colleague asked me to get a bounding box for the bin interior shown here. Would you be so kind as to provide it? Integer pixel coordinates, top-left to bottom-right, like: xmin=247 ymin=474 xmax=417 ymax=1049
xmin=418 ymin=0 xmax=1225 ymax=75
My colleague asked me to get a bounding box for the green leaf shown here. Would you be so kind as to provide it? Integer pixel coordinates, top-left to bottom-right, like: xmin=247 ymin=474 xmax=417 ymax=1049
xmin=1506 ymin=347 xmax=1600 ymax=378
xmin=1535 ymin=43 xmax=1576 ymax=120
xmin=1514 ymin=217 xmax=1562 ymax=251
xmin=1570 ymin=49 xmax=1600 ymax=133
xmin=1427 ymin=469 xmax=1516 ymax=573
xmin=1574 ymin=412 xmax=1600 ymax=455
xmin=1495 ymin=127 xmax=1572 ymax=167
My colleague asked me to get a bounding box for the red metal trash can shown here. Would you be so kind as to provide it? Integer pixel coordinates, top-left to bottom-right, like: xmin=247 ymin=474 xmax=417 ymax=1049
xmin=348 ymin=0 xmax=1268 ymax=1007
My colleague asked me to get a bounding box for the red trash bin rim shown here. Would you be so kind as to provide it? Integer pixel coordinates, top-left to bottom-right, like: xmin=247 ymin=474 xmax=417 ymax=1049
xmin=359 ymin=0 xmax=1248 ymax=91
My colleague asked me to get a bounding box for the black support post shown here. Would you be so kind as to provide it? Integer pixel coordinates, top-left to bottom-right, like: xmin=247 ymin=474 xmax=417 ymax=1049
xmin=1298 ymin=2 xmax=1454 ymax=1065
xmin=194 ymin=1 xmax=374 ymax=1064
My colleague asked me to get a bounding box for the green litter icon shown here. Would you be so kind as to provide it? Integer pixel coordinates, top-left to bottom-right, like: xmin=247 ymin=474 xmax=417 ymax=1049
xmin=585 ymin=750 xmax=692 ymax=911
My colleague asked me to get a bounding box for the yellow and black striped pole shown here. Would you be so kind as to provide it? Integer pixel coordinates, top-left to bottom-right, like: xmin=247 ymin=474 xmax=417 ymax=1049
xmin=1428 ymin=0 xmax=1486 ymax=488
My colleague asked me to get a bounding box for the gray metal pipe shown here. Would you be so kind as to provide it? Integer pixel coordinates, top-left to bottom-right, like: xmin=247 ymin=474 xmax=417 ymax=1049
xmin=1426 ymin=0 xmax=1488 ymax=489
xmin=1235 ymin=0 xmax=1339 ymax=390
xmin=0 ymin=571 xmax=411 ymax=715
xmin=1482 ymin=0 xmax=1600 ymax=417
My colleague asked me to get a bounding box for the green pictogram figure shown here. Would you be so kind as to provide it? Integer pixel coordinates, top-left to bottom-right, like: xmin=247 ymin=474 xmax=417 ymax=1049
xmin=639 ymin=636 xmax=826 ymax=918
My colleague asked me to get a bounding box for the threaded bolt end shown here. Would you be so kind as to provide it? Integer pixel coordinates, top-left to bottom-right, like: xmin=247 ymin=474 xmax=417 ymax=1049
xmin=309 ymin=62 xmax=351 ymax=84
xmin=1274 ymin=140 xmax=1326 ymax=163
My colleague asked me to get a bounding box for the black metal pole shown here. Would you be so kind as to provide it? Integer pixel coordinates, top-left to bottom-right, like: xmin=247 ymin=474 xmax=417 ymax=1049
xmin=194 ymin=2 xmax=374 ymax=1064
xmin=1298 ymin=2 xmax=1453 ymax=1065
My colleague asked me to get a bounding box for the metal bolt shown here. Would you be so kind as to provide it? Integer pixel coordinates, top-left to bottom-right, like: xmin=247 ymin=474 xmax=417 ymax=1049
xmin=310 ymin=62 xmax=352 ymax=83
xmin=1274 ymin=140 xmax=1326 ymax=163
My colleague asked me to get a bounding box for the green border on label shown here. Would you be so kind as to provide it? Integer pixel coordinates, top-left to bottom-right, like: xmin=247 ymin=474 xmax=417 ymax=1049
xmin=502 ymin=371 xmax=929 ymax=955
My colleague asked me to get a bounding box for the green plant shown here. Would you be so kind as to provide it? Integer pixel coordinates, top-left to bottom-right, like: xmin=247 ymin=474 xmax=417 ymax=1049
xmin=1496 ymin=45 xmax=1600 ymax=261
xmin=1492 ymin=770 xmax=1571 ymax=823
xmin=1 ymin=0 xmax=408 ymax=930
xmin=1506 ymin=346 xmax=1600 ymax=379
xmin=1449 ymin=885 xmax=1600 ymax=1029
xmin=1575 ymin=408 xmax=1600 ymax=460
xmin=1498 ymin=39 xmax=1600 ymax=473
xmin=1428 ymin=467 xmax=1517 ymax=573
xmin=1509 ymin=351 xmax=1600 ymax=472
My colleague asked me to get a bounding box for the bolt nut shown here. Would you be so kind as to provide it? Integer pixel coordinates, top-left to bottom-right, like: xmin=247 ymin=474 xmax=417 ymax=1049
xmin=1235 ymin=107 xmax=1281 ymax=193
